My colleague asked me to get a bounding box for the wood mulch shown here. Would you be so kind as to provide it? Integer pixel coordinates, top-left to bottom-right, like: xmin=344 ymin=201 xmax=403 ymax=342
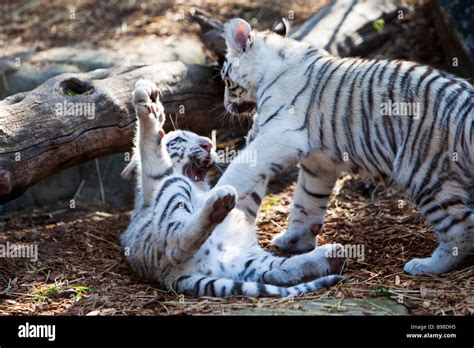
xmin=0 ymin=173 xmax=472 ymax=316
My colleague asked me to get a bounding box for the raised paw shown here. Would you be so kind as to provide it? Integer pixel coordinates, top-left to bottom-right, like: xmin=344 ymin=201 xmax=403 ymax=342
xmin=133 ymin=79 xmax=158 ymax=104
xmin=132 ymin=80 xmax=165 ymax=125
xmin=209 ymin=188 xmax=236 ymax=224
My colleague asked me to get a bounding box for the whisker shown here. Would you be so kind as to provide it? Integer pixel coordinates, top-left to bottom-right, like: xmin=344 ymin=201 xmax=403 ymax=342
xmin=210 ymin=103 xmax=224 ymax=113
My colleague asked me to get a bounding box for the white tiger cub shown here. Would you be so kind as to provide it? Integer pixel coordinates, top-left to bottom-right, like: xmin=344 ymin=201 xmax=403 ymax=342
xmin=217 ymin=18 xmax=474 ymax=276
xmin=120 ymin=79 xmax=345 ymax=297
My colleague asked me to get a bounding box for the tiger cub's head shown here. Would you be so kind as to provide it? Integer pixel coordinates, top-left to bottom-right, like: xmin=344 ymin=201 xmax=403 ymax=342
xmin=122 ymin=130 xmax=217 ymax=184
xmin=164 ymin=130 xmax=218 ymax=183
xmin=221 ymin=17 xmax=290 ymax=116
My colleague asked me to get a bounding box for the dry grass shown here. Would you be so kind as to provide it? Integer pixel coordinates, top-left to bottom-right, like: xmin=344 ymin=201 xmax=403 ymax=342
xmin=0 ymin=0 xmax=329 ymax=51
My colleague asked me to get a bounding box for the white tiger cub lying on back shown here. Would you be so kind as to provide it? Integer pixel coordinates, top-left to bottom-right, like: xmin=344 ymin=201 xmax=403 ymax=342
xmin=217 ymin=18 xmax=474 ymax=276
xmin=120 ymin=80 xmax=344 ymax=297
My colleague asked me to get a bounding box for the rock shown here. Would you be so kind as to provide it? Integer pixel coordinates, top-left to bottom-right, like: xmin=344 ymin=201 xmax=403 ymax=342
xmin=0 ymin=36 xmax=205 ymax=98
xmin=228 ymin=298 xmax=409 ymax=316
xmin=432 ymin=0 xmax=474 ymax=78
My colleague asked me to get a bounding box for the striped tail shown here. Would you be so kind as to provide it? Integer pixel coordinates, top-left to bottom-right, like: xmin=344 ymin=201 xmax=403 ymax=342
xmin=173 ymin=274 xmax=344 ymax=298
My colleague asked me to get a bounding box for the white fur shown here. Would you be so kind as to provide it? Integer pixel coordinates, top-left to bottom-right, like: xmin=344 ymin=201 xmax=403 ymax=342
xmin=218 ymin=19 xmax=474 ymax=275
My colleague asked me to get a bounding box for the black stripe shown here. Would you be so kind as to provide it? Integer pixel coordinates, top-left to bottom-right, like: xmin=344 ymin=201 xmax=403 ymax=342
xmin=293 ymin=59 xmax=334 ymax=132
xmin=344 ymin=63 xmax=368 ymax=170
xmin=424 ymin=198 xmax=465 ymax=217
xmin=416 ymin=176 xmax=450 ymax=206
xmin=430 ymin=214 xmax=449 ymax=226
xmin=289 ymin=56 xmax=323 ymax=106
xmin=407 ymin=75 xmax=443 ymax=164
xmin=302 ymin=186 xmax=331 ymax=199
xmin=257 ymin=282 xmax=271 ymax=296
xmin=245 ymin=268 xmax=256 ymax=280
xmin=244 ymin=259 xmax=255 ymax=270
xmin=245 ymin=207 xmax=257 ymax=218
xmin=231 ymin=281 xmax=243 ymax=296
xmin=259 ymin=104 xmax=285 ymax=128
xmin=366 ymin=61 xmax=392 ymax=171
xmin=438 ymin=212 xmax=472 ymax=233
xmin=360 ymin=60 xmax=388 ymax=176
xmin=258 ymin=95 xmax=272 ymax=111
xmin=316 ymin=58 xmax=348 ymax=105
xmin=204 ymin=279 xmax=217 ymax=297
xmin=194 ymin=277 xmax=207 ymax=296
xmin=154 ymin=177 xmax=191 ymax=209
xmin=409 ymin=151 xmax=444 ymax=199
xmin=300 ymin=163 xmax=318 ymax=177
xmin=174 ymin=275 xmax=191 ymax=291
xmin=158 ymin=192 xmax=192 ymax=227
xmin=259 ymin=69 xmax=290 ymax=100
xmin=270 ymin=162 xmax=284 ymax=174
xmin=251 ymin=192 xmax=262 ymax=205
xmin=331 ymin=59 xmax=360 ymax=160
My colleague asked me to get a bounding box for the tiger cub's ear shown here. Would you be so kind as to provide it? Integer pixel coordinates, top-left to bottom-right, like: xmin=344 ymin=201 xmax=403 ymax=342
xmin=273 ymin=18 xmax=290 ymax=37
xmin=224 ymin=18 xmax=252 ymax=54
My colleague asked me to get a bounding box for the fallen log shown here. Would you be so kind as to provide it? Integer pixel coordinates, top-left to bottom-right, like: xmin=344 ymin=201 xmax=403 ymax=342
xmin=0 ymin=62 xmax=224 ymax=203
xmin=0 ymin=1 xmax=403 ymax=204
xmin=190 ymin=1 xmax=402 ymax=60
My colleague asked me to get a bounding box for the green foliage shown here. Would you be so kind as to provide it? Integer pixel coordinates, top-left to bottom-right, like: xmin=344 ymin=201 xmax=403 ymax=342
xmin=374 ymin=285 xmax=391 ymax=297
xmin=34 ymin=284 xmax=90 ymax=302
xmin=63 ymin=89 xmax=80 ymax=96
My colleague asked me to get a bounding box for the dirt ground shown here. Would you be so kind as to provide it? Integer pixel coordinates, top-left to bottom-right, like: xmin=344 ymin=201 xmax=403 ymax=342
xmin=0 ymin=0 xmax=472 ymax=315
xmin=0 ymin=174 xmax=472 ymax=315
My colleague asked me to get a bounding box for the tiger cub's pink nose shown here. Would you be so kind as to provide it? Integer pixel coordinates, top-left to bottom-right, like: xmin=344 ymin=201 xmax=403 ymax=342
xmin=200 ymin=141 xmax=212 ymax=153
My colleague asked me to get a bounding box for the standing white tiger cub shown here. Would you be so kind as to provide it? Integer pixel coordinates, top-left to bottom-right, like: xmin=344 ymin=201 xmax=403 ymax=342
xmin=120 ymin=79 xmax=345 ymax=297
xmin=217 ymin=18 xmax=473 ymax=276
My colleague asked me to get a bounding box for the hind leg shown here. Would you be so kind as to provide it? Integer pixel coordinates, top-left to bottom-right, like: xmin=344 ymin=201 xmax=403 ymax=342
xmin=240 ymin=244 xmax=345 ymax=286
xmin=165 ymin=184 xmax=236 ymax=264
xmin=406 ymin=180 xmax=474 ymax=275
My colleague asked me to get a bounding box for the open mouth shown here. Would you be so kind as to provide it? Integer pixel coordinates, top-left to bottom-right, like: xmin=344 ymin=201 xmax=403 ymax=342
xmin=183 ymin=157 xmax=213 ymax=182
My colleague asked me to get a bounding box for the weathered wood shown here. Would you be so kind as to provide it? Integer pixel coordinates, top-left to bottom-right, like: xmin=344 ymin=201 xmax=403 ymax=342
xmin=0 ymin=62 xmax=224 ymax=203
xmin=190 ymin=1 xmax=402 ymax=59
xmin=0 ymin=2 xmax=403 ymax=204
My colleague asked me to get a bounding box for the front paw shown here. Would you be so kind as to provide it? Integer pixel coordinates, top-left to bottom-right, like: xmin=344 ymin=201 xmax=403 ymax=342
xmin=271 ymin=228 xmax=316 ymax=253
xmin=208 ymin=186 xmax=237 ymax=224
xmin=133 ymin=80 xmax=165 ymax=126
xmin=404 ymin=258 xmax=439 ymax=275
